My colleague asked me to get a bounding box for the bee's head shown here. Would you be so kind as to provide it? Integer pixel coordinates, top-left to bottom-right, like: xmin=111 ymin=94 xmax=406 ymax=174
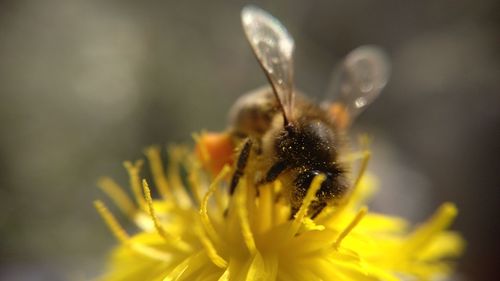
xmin=277 ymin=119 xmax=338 ymax=167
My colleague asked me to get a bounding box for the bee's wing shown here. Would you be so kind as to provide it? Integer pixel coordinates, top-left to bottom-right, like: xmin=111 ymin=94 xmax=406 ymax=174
xmin=241 ymin=5 xmax=295 ymax=124
xmin=324 ymin=46 xmax=390 ymax=129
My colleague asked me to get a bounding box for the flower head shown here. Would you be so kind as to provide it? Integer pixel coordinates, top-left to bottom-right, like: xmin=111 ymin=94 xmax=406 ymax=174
xmin=94 ymin=144 xmax=463 ymax=281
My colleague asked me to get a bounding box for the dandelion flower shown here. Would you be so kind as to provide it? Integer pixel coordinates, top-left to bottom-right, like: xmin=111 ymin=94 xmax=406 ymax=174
xmin=94 ymin=143 xmax=464 ymax=281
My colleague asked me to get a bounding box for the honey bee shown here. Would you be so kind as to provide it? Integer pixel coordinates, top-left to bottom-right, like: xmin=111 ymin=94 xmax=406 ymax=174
xmin=197 ymin=5 xmax=390 ymax=218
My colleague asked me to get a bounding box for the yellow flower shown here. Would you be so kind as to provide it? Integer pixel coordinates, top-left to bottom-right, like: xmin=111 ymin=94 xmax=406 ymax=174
xmin=94 ymin=144 xmax=463 ymax=281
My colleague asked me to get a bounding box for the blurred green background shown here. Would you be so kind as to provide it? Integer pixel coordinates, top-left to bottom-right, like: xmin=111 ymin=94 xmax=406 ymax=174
xmin=0 ymin=0 xmax=498 ymax=280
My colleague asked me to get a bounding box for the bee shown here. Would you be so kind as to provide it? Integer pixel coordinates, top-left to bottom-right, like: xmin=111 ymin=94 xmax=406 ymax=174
xmin=196 ymin=5 xmax=390 ymax=218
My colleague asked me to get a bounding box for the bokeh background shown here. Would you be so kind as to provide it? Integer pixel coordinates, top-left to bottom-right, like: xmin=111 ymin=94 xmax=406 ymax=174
xmin=0 ymin=0 xmax=498 ymax=280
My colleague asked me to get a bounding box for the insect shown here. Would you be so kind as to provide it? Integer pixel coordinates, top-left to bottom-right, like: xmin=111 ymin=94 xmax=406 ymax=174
xmin=196 ymin=5 xmax=390 ymax=218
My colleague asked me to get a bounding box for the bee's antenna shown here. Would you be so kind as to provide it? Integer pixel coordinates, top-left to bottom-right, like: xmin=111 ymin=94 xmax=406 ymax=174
xmin=266 ymin=76 xmax=291 ymax=126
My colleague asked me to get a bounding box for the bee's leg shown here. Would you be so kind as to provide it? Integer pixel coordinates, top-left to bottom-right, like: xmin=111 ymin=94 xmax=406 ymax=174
xmin=229 ymin=138 xmax=253 ymax=195
xmin=254 ymin=161 xmax=288 ymax=200
xmin=264 ymin=161 xmax=288 ymax=183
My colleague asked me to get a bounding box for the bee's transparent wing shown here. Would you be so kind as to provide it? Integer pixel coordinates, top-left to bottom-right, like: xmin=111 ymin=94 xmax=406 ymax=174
xmin=325 ymin=46 xmax=390 ymax=128
xmin=241 ymin=5 xmax=295 ymax=123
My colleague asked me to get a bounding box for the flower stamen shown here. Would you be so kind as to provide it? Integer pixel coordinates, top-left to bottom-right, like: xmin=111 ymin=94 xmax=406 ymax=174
xmin=141 ymin=179 xmax=191 ymax=252
xmin=144 ymin=145 xmax=173 ymax=200
xmin=123 ymin=160 xmax=146 ymax=209
xmin=186 ymin=161 xmax=204 ymax=205
xmin=235 ymin=180 xmax=257 ymax=254
xmin=200 ymin=165 xmax=230 ymax=244
xmin=352 ymin=150 xmax=371 ymax=194
xmin=333 ymin=206 xmax=368 ymax=249
xmin=129 ymin=243 xmax=173 ymax=262
xmin=94 ymin=200 xmax=130 ymax=244
xmin=272 ymin=180 xmax=284 ymax=225
xmin=196 ymin=227 xmax=228 ymax=268
xmin=288 ymin=174 xmax=326 ymax=239
xmin=166 ymin=146 xmax=193 ymax=207
xmin=94 ymin=200 xmax=175 ymax=261
xmin=324 ymin=151 xmax=371 ymax=224
xmin=256 ymin=183 xmax=273 ymax=234
xmin=403 ymin=203 xmax=458 ymax=256
xmin=212 ymin=178 xmax=227 ymax=216
xmin=97 ymin=177 xmax=136 ymax=218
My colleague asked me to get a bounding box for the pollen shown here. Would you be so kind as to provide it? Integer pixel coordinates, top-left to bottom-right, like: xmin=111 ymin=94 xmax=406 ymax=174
xmin=94 ymin=144 xmax=464 ymax=281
